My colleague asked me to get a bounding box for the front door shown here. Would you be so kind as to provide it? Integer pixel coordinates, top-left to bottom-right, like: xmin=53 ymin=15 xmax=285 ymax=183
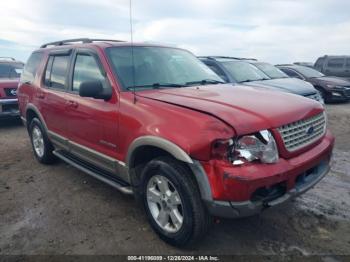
xmin=65 ymin=49 xmax=121 ymax=177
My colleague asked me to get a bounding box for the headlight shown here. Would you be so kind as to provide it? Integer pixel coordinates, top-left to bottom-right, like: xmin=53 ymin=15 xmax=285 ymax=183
xmin=326 ymin=84 xmax=345 ymax=90
xmin=233 ymin=130 xmax=279 ymax=165
xmin=211 ymin=130 xmax=279 ymax=165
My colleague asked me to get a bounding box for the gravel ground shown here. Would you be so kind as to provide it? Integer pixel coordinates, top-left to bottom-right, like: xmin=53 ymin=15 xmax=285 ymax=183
xmin=0 ymin=102 xmax=349 ymax=257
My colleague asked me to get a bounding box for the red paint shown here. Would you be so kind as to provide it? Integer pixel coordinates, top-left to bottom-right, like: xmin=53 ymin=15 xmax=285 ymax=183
xmin=0 ymin=79 xmax=19 ymax=99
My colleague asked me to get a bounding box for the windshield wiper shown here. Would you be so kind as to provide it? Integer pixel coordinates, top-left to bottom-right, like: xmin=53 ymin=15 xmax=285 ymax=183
xmin=239 ymin=79 xmax=256 ymax=83
xmin=127 ymin=82 xmax=184 ymax=90
xmin=185 ymin=79 xmax=225 ymax=86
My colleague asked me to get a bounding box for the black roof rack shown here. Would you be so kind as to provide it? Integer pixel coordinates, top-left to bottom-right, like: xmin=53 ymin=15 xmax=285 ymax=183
xmin=275 ymin=64 xmax=294 ymax=67
xmin=40 ymin=38 xmax=126 ymax=48
xmin=0 ymin=57 xmax=16 ymax=61
xmin=198 ymin=56 xmax=257 ymax=61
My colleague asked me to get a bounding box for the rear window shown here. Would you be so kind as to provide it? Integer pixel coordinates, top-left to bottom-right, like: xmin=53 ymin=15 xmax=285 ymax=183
xmin=327 ymin=58 xmax=345 ymax=68
xmin=45 ymin=55 xmax=70 ymax=90
xmin=21 ymin=52 xmax=43 ymax=83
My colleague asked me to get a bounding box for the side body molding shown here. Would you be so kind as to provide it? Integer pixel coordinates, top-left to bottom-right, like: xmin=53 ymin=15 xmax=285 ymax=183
xmin=126 ymin=136 xmax=193 ymax=166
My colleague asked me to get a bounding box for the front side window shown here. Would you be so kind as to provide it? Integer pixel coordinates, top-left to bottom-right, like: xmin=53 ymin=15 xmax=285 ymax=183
xmin=253 ymin=63 xmax=288 ymax=79
xmin=205 ymin=63 xmax=228 ymax=82
xmin=72 ymin=54 xmax=106 ymax=92
xmin=21 ymin=52 xmax=43 ymax=83
xmin=45 ymin=55 xmax=70 ymax=89
xmin=327 ymin=58 xmax=345 ymax=68
xmin=221 ymin=61 xmax=270 ymax=83
xmin=106 ymin=46 xmax=222 ymax=90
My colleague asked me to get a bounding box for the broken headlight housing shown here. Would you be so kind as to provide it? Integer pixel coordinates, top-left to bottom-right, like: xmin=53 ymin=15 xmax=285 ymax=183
xmin=232 ymin=130 xmax=279 ymax=165
xmin=211 ymin=130 xmax=279 ymax=165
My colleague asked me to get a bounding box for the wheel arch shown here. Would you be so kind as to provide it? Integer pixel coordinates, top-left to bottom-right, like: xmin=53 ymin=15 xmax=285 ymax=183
xmin=127 ymin=136 xmax=213 ymax=201
xmin=25 ymin=104 xmax=48 ymax=131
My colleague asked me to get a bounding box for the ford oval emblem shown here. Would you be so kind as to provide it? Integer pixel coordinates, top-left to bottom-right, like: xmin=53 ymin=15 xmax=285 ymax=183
xmin=10 ymin=89 xmax=17 ymax=96
xmin=306 ymin=126 xmax=314 ymax=135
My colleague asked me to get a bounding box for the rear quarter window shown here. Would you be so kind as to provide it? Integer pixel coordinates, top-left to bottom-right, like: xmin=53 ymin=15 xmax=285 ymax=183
xmin=315 ymin=57 xmax=325 ymax=68
xmin=21 ymin=52 xmax=43 ymax=83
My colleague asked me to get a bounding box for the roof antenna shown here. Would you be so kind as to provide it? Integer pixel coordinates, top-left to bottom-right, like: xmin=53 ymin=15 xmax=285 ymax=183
xmin=129 ymin=0 xmax=137 ymax=103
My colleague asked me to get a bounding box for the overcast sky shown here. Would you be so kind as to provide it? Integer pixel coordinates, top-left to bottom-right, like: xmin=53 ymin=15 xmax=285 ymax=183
xmin=1 ymin=0 xmax=349 ymax=63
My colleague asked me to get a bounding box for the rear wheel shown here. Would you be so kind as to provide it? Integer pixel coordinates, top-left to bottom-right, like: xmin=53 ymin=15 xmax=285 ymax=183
xmin=29 ymin=118 xmax=55 ymax=164
xmin=140 ymin=156 xmax=211 ymax=247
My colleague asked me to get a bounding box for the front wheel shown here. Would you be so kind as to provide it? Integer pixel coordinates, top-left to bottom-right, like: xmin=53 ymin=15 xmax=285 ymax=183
xmin=140 ymin=157 xmax=211 ymax=247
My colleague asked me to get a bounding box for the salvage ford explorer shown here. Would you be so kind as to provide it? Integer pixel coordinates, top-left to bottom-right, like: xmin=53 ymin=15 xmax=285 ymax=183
xmin=17 ymin=38 xmax=334 ymax=247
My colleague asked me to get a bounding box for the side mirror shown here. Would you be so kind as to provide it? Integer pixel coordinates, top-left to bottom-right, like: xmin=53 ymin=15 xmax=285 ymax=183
xmin=79 ymin=80 xmax=112 ymax=100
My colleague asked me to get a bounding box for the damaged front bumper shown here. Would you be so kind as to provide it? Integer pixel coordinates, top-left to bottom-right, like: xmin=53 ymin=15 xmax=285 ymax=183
xmin=206 ymin=159 xmax=330 ymax=218
xmin=202 ymin=131 xmax=334 ymax=218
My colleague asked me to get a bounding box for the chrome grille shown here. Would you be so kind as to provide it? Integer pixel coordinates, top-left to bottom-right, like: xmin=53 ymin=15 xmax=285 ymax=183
xmin=305 ymin=93 xmax=322 ymax=102
xmin=277 ymin=112 xmax=326 ymax=152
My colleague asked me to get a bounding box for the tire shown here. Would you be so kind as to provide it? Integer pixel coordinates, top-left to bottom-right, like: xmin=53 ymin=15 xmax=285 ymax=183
xmin=29 ymin=118 xmax=55 ymax=164
xmin=140 ymin=156 xmax=212 ymax=247
xmin=318 ymin=88 xmax=330 ymax=103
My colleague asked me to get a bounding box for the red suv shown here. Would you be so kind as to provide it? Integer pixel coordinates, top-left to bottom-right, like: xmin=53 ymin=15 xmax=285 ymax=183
xmin=0 ymin=57 xmax=24 ymax=118
xmin=18 ymin=39 xmax=334 ymax=246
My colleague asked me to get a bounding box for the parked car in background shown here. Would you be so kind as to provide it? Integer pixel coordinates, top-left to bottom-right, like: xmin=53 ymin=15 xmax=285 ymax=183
xmin=199 ymin=56 xmax=323 ymax=103
xmin=0 ymin=57 xmax=24 ymax=79
xmin=277 ymin=64 xmax=350 ymax=103
xmin=18 ymin=39 xmax=334 ymax=246
xmin=0 ymin=57 xmax=24 ymax=118
xmin=314 ymin=55 xmax=350 ymax=80
xmin=294 ymin=62 xmax=314 ymax=68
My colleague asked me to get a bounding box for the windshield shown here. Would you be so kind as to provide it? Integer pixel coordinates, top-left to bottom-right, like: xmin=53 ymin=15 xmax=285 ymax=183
xmin=293 ymin=65 xmax=325 ymax=78
xmin=221 ymin=61 xmax=270 ymax=83
xmin=106 ymin=46 xmax=223 ymax=90
xmin=253 ymin=62 xmax=288 ymax=79
xmin=0 ymin=63 xmax=23 ymax=79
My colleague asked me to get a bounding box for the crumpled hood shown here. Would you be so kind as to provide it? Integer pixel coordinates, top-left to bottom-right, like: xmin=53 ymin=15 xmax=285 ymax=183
xmin=244 ymin=78 xmax=316 ymax=95
xmin=308 ymin=76 xmax=350 ymax=87
xmin=138 ymin=84 xmax=323 ymax=135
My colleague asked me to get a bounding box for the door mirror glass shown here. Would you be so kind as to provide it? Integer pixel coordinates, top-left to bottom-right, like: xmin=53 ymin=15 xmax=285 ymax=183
xmin=79 ymin=80 xmax=111 ymax=100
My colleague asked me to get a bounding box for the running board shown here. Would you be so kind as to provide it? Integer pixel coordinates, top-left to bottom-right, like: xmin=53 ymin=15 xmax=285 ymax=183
xmin=53 ymin=150 xmax=133 ymax=195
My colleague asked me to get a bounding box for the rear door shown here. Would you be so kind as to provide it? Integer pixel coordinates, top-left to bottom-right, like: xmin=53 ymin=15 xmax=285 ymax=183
xmin=40 ymin=50 xmax=71 ymax=144
xmin=64 ymin=48 xmax=122 ymax=177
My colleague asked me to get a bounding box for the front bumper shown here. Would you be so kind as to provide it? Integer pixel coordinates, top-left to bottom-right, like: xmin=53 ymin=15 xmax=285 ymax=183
xmin=0 ymin=98 xmax=19 ymax=118
xmin=203 ymin=131 xmax=334 ymax=218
